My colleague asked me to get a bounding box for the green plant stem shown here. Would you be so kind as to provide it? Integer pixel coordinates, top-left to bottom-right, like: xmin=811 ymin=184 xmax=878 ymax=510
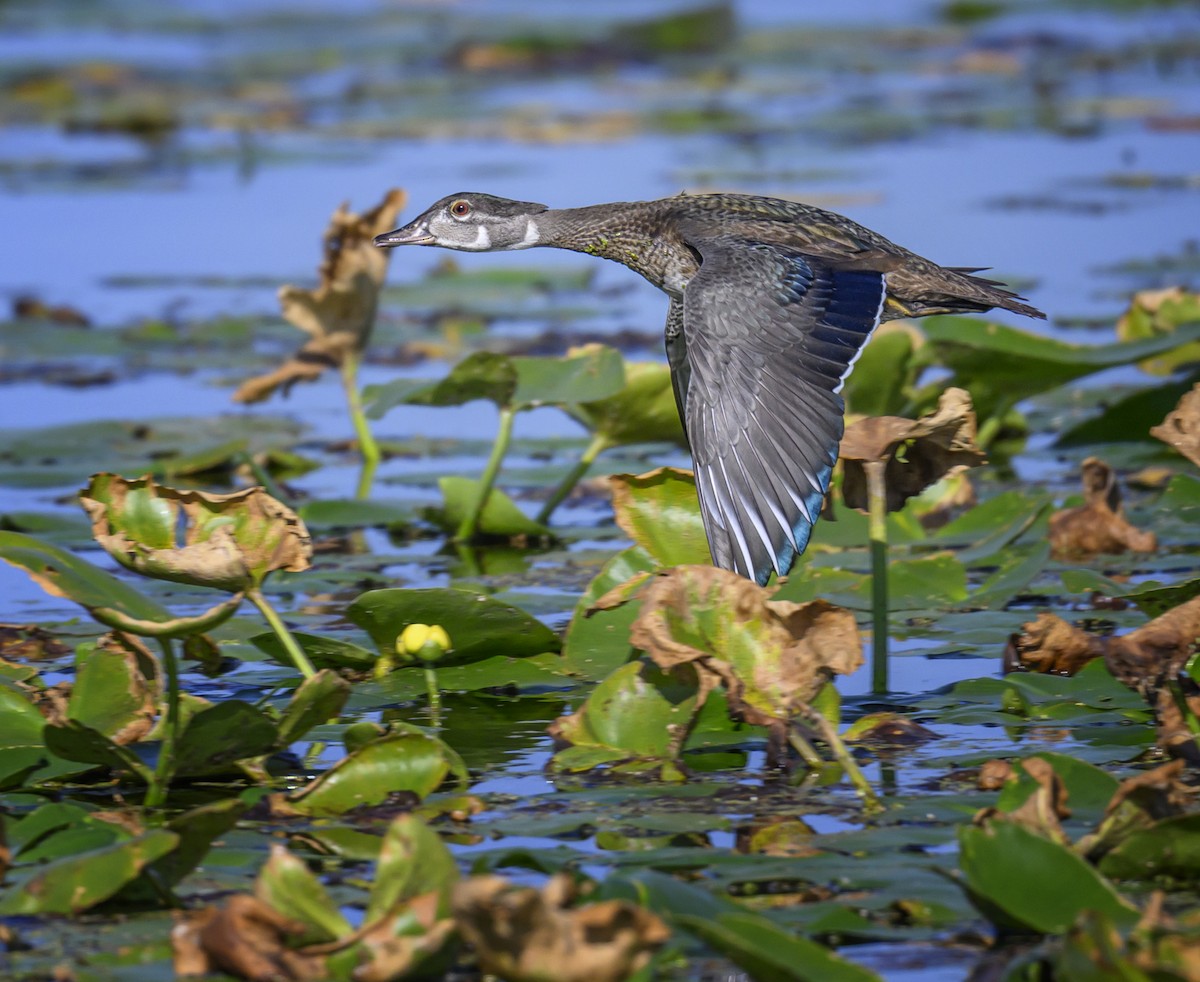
xmin=866 ymin=459 xmax=889 ymax=695
xmin=787 ymin=729 xmax=824 ymax=769
xmin=798 ymin=708 xmax=882 ymax=813
xmin=536 ymin=432 xmax=609 ymax=525
xmin=456 ymin=405 xmax=515 ymax=541
xmin=146 ymin=637 xmax=182 ymax=809
xmin=247 ymin=586 xmax=316 ymax=679
xmin=341 ymin=352 xmax=379 ymax=501
xmin=423 ymin=666 xmax=442 ymax=726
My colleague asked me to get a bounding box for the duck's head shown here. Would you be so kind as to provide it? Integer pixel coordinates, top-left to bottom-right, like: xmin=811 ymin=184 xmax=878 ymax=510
xmin=374 ymin=193 xmax=548 ymax=252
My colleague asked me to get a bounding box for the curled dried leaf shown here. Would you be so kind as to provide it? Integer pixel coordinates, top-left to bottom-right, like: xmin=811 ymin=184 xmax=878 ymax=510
xmin=629 ymin=564 xmax=862 ymax=726
xmin=172 ymin=895 xmax=323 ymax=982
xmin=840 ymin=387 xmax=986 ymax=512
xmin=233 ymin=188 xmax=406 ymax=404
xmin=452 ymin=874 xmax=668 ymax=982
xmin=1104 ymin=760 xmax=1192 ymax=822
xmin=1005 ymin=612 xmax=1105 ymax=675
xmin=80 ymin=474 xmax=311 ymax=593
xmin=977 ymin=759 xmax=1015 ymax=791
xmin=1151 ymin=381 xmax=1200 ymax=470
xmin=351 ymin=891 xmax=457 ymax=982
xmin=1105 ymin=596 xmax=1200 ymax=697
xmin=1011 ymin=598 xmax=1200 ymax=761
xmin=975 ymin=757 xmax=1071 ymax=843
xmin=1048 ymin=457 xmax=1156 ymax=560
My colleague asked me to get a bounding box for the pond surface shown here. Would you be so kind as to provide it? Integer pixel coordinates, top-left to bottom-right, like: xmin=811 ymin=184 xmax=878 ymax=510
xmin=2 ymin=1 xmax=1200 ymax=980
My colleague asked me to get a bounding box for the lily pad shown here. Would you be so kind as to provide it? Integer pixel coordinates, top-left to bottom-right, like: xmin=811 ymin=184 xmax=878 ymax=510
xmin=957 ymin=819 xmax=1139 ymax=935
xmin=287 ymin=729 xmax=468 ymax=815
xmin=551 ymin=661 xmax=701 ymax=775
xmin=566 ymin=360 xmax=687 ymax=449
xmin=609 ymin=467 xmax=711 ymax=567
xmin=0 ymin=529 xmax=171 ymax=622
xmin=347 ymin=587 xmax=560 ymax=666
xmin=432 ymin=476 xmax=550 ymax=539
xmin=0 ymin=828 xmax=180 ymax=915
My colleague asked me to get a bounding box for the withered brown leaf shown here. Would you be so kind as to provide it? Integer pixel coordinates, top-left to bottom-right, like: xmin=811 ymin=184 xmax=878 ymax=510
xmin=1151 ymin=381 xmax=1200 ymax=470
xmin=840 ymin=387 xmax=986 ymax=512
xmin=80 ymin=475 xmax=311 ymax=593
xmin=1048 ymin=457 xmax=1156 ymax=560
xmin=452 ymin=874 xmax=668 ymax=982
xmin=234 ymin=188 xmax=406 ymax=404
xmin=172 ymin=895 xmax=324 ymax=982
xmin=974 ymin=757 xmax=1071 ymax=843
xmin=629 ymin=564 xmax=862 ymax=726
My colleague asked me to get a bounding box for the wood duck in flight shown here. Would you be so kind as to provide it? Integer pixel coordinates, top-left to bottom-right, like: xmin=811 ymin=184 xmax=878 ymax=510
xmin=376 ymin=191 xmax=1044 ymax=585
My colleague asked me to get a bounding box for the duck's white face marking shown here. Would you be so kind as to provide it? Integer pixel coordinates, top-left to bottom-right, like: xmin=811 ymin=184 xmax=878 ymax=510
xmin=462 ymin=224 xmax=492 ymax=250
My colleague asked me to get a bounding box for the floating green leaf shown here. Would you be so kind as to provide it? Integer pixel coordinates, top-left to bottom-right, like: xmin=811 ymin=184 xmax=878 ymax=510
xmin=551 ymin=661 xmax=701 ymax=776
xmin=287 ymin=729 xmax=467 ymax=815
xmin=0 ymin=829 xmax=179 ymax=915
xmin=1098 ymin=814 xmax=1200 ymax=882
xmin=609 ymin=467 xmax=710 ymax=567
xmin=675 ymin=911 xmax=881 ymax=982
xmin=366 ymin=813 xmax=460 ymax=921
xmin=957 ymin=820 xmax=1139 ymax=935
xmin=432 ymin=476 xmax=550 ymax=539
xmin=347 ymin=587 xmax=560 ymax=666
xmin=172 ymin=700 xmax=280 ymax=776
xmin=566 ymin=361 xmax=687 ymax=449
xmin=0 ymin=529 xmax=170 ymax=622
xmin=255 ymin=844 xmax=353 ymax=944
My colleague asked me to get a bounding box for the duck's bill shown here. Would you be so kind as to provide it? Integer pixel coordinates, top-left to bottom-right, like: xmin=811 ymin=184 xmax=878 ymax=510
xmin=374 ymin=225 xmax=434 ymax=247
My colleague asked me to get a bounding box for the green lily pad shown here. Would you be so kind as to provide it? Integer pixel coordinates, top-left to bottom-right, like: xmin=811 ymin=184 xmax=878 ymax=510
xmin=561 ymin=546 xmax=657 ymax=680
xmin=432 ymin=476 xmax=550 ymax=539
xmin=366 ymin=813 xmax=459 ymax=921
xmin=150 ymin=798 xmax=249 ymax=892
xmin=0 ymin=529 xmax=171 ymax=622
xmin=1098 ymin=814 xmax=1200 ymax=882
xmin=298 ymin=497 xmax=415 ymax=530
xmin=172 ymin=700 xmax=280 ymax=776
xmin=368 ymin=346 xmax=624 ymax=417
xmin=0 ymin=828 xmax=179 ymax=915
xmin=566 ymin=360 xmax=687 ymax=449
xmin=256 ymin=843 xmax=353 ymax=944
xmin=957 ymin=820 xmax=1139 ymax=935
xmin=287 ymin=729 xmax=468 ymax=815
xmin=275 ymin=670 xmax=350 ymax=748
xmin=378 ymin=651 xmax=570 ymax=699
xmin=42 ymin=719 xmax=152 ymax=782
xmin=609 ymin=467 xmax=711 ymax=567
xmin=551 ymin=661 xmax=702 ymax=775
xmin=66 ymin=640 xmax=155 ymax=742
xmin=346 ymin=587 xmax=560 ymax=666
xmin=1057 ymin=375 xmax=1200 ymax=447
xmin=843 ymin=327 xmax=919 ymax=419
xmin=915 ymin=315 xmax=1200 ymax=423
xmin=675 ymin=911 xmax=882 ymax=982
xmin=251 ymin=630 xmax=378 ymax=671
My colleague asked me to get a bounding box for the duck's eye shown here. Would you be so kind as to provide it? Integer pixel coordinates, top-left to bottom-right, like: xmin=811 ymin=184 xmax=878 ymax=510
xmin=450 ymin=199 xmax=472 ymax=219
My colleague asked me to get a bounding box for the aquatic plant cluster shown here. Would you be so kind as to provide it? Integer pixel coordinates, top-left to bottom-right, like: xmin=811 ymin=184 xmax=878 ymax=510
xmin=4 ymin=0 xmax=1200 ymax=980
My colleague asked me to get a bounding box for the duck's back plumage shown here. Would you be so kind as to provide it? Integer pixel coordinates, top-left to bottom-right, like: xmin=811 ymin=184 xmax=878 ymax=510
xmin=375 ymin=190 xmax=1045 ymax=585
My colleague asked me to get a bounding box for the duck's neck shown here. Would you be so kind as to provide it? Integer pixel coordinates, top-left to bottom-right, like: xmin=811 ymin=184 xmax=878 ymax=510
xmin=535 ymin=200 xmax=675 ymax=280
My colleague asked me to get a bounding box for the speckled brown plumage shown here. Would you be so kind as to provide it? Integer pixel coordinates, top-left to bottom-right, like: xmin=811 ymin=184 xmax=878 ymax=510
xmin=377 ymin=191 xmax=1044 ymax=584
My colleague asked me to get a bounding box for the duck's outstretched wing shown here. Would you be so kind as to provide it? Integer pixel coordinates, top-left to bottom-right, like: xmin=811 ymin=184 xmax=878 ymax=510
xmin=673 ymin=238 xmax=886 ymax=585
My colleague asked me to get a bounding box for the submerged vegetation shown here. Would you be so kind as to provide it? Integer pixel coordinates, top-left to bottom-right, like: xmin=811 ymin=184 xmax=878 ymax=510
xmin=3 ymin=0 xmax=1200 ymax=979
